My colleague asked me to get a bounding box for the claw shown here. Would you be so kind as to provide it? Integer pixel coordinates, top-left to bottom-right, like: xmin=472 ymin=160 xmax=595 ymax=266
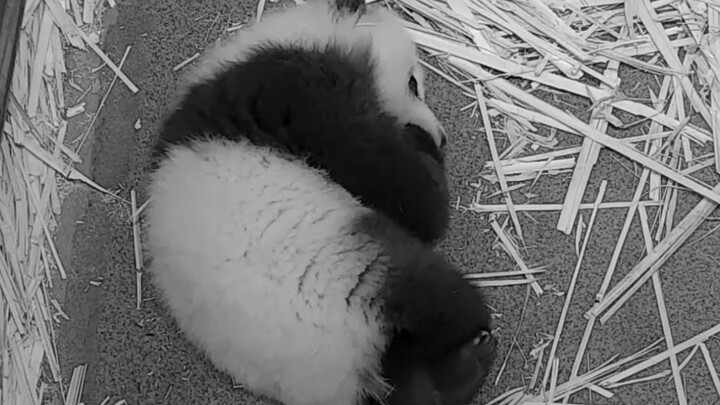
xmin=472 ymin=330 xmax=494 ymax=346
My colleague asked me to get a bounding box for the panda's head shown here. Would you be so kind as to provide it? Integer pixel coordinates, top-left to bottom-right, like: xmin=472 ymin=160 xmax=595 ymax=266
xmin=354 ymin=4 xmax=448 ymax=149
xmin=175 ymin=0 xmax=448 ymax=150
xmin=375 ymin=329 xmax=497 ymax=405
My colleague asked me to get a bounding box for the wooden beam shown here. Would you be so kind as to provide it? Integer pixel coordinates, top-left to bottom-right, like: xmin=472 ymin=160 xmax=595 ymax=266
xmin=0 ymin=0 xmax=26 ymax=130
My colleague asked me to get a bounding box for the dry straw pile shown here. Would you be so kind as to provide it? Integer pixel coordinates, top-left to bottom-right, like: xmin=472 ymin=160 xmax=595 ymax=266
xmin=1 ymin=0 xmax=130 ymax=404
xmin=381 ymin=0 xmax=720 ymax=403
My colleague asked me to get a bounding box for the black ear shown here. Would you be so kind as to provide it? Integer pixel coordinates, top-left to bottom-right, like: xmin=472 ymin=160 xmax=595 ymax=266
xmin=334 ymin=0 xmax=367 ymax=15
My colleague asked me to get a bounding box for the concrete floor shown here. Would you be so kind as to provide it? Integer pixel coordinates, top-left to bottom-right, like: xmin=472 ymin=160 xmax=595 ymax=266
xmin=54 ymin=0 xmax=720 ymax=404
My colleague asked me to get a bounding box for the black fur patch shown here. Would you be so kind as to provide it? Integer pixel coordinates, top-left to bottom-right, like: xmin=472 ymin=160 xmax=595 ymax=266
xmin=334 ymin=0 xmax=366 ymax=15
xmin=354 ymin=213 xmax=496 ymax=404
xmin=384 ymin=250 xmax=493 ymax=354
xmin=153 ymin=42 xmax=449 ymax=243
xmin=402 ymin=124 xmax=444 ymax=164
xmin=372 ymin=329 xmax=497 ymax=405
xmin=379 ymin=253 xmax=496 ymax=404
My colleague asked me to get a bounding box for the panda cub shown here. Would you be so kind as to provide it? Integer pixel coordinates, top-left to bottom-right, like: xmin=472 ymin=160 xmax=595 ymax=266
xmin=145 ymin=1 xmax=497 ymax=405
xmin=153 ymin=0 xmax=450 ymax=243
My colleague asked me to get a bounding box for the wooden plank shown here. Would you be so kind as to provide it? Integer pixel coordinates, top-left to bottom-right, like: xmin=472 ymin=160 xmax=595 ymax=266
xmin=0 ymin=0 xmax=27 ymax=128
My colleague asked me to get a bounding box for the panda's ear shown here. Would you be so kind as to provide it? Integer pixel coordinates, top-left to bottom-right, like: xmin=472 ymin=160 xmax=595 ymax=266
xmin=333 ymin=0 xmax=367 ymax=16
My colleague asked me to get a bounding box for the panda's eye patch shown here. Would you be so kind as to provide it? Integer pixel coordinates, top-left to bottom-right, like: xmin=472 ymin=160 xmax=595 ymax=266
xmin=408 ymin=75 xmax=419 ymax=97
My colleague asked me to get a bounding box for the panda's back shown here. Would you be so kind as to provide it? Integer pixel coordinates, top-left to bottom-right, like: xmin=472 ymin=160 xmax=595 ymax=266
xmin=146 ymin=138 xmax=390 ymax=405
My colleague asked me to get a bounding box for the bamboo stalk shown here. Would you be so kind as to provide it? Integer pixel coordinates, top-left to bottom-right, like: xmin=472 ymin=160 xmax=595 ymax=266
xmin=470 ymin=201 xmax=661 ymax=213
xmin=602 ymin=323 xmax=720 ymax=386
xmin=587 ymin=183 xmax=720 ymax=322
xmin=540 ymin=181 xmax=607 ymax=393
xmin=131 ymin=189 xmax=143 ymax=310
xmin=637 ymin=0 xmax=710 ymax=125
xmin=489 ymin=217 xmax=543 ymax=296
xmin=453 ymin=56 xmax=720 ymax=204
xmin=638 ymin=205 xmax=687 ymax=405
xmin=700 ymin=343 xmax=720 ymax=399
xmin=707 ymin=6 xmax=720 ymax=173
xmin=556 ymin=58 xmax=619 ymax=234
xmin=476 ymin=86 xmax=524 ymax=242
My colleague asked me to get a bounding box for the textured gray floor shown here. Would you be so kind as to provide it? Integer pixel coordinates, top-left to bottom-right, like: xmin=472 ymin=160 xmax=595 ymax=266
xmin=55 ymin=0 xmax=720 ymax=404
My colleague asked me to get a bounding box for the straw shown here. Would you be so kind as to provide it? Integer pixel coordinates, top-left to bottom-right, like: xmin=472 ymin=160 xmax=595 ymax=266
xmin=388 ymin=0 xmax=720 ymax=402
xmin=1 ymin=2 xmax=137 ymax=402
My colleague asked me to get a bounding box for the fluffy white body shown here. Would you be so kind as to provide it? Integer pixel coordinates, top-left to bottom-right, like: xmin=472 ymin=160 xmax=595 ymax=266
xmin=146 ymin=139 xmax=392 ymax=405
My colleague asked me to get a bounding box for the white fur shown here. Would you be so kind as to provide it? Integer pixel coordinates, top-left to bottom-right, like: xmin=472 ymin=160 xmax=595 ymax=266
xmin=174 ymin=0 xmax=446 ymax=146
xmin=146 ymin=139 xmax=392 ymax=405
